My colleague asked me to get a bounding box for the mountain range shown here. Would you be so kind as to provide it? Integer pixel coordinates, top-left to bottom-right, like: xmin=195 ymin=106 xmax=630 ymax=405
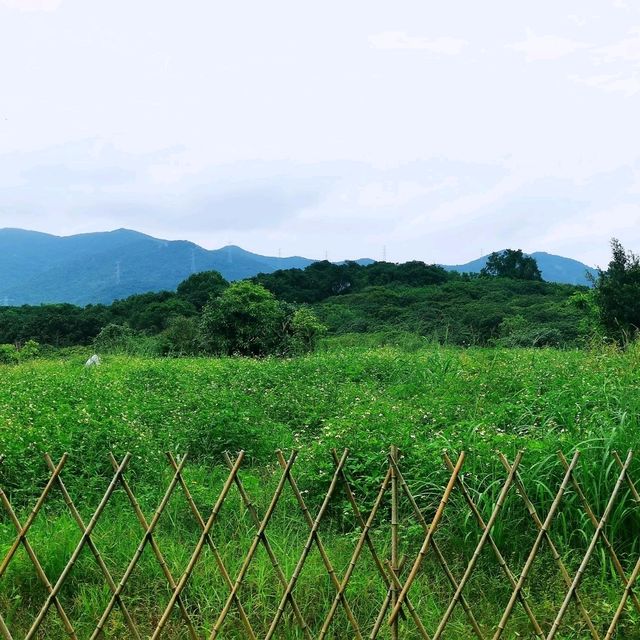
xmin=0 ymin=228 xmax=597 ymax=306
xmin=444 ymin=252 xmax=598 ymax=286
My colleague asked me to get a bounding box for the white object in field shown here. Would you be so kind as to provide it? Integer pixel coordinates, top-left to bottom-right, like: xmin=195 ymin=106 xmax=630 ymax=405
xmin=85 ymin=354 xmax=101 ymax=367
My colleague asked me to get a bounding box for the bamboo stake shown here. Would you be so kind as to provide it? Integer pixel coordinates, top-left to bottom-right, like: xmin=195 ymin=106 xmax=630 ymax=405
xmin=559 ymin=451 xmax=640 ymax=616
xmin=220 ymin=452 xmax=313 ymax=640
xmin=499 ymin=452 xmax=599 ymax=639
xmin=0 ymin=454 xmax=68 ymax=578
xmin=167 ymin=452 xmax=257 ymax=640
xmin=385 ymin=561 xmax=431 ymax=639
xmin=391 ymin=445 xmax=399 ymax=640
xmin=0 ymin=456 xmax=14 ymax=640
xmin=209 ymin=452 xmax=298 ymax=639
xmin=0 ymin=489 xmax=78 ymax=639
xmin=443 ymin=452 xmax=544 ymax=638
xmin=431 ymin=451 xmax=523 ymax=640
xmin=605 ymin=548 xmax=640 ymax=639
xmin=369 ymin=556 xmax=406 ymax=639
xmin=265 ymin=449 xmax=362 ymax=640
xmin=325 ymin=449 xmax=410 ymax=637
xmin=25 ymin=453 xmax=132 ymax=640
xmin=275 ymin=448 xmax=363 ymax=637
xmin=388 ymin=451 xmax=466 ymax=625
xmin=102 ymin=453 xmax=196 ymax=640
xmin=391 ymin=454 xmax=484 ymax=639
xmin=318 ymin=461 xmax=392 ymax=639
xmin=151 ymin=451 xmax=245 ymax=640
xmin=0 ymin=615 xmax=12 ymax=640
xmin=329 ymin=449 xmax=398 ymax=593
xmin=546 ymin=450 xmax=633 ymax=640
xmin=613 ymin=450 xmax=640 ymax=503
xmin=493 ymin=451 xmax=580 ymax=640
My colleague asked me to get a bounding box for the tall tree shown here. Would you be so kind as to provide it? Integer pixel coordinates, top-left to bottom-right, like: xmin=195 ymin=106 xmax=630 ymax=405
xmin=481 ymin=249 xmax=543 ymax=281
xmin=199 ymin=281 xmax=287 ymax=356
xmin=593 ymin=238 xmax=640 ymax=342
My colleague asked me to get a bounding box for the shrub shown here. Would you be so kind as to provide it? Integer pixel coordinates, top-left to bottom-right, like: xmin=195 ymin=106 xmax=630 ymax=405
xmin=199 ymin=282 xmax=287 ymax=356
xmin=0 ymin=344 xmax=17 ymax=364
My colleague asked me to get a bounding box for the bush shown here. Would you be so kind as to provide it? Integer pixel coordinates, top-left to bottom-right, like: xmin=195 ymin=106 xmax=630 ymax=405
xmin=94 ymin=323 xmax=162 ymax=356
xmin=160 ymin=316 xmax=201 ymax=356
xmin=0 ymin=344 xmax=17 ymax=364
xmin=199 ymin=282 xmax=288 ymax=356
xmin=290 ymin=307 xmax=326 ymax=354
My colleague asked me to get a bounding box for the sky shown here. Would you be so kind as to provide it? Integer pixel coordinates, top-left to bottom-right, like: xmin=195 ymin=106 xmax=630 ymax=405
xmin=0 ymin=0 xmax=639 ymax=267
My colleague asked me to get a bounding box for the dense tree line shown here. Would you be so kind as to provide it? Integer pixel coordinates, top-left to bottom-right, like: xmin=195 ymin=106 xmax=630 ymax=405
xmin=2 ymin=243 xmax=639 ymax=355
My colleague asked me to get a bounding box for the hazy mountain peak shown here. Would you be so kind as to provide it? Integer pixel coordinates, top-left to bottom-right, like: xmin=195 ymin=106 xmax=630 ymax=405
xmin=0 ymin=229 xmax=596 ymax=306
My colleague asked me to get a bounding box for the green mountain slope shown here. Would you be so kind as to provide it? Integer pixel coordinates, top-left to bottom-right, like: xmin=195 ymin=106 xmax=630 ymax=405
xmin=444 ymin=251 xmax=597 ymax=286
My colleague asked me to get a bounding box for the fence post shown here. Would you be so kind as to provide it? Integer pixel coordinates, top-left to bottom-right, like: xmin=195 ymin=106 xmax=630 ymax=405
xmin=390 ymin=445 xmax=399 ymax=640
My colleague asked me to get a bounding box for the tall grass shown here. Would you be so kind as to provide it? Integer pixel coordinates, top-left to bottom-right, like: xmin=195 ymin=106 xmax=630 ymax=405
xmin=1 ymin=344 xmax=640 ymax=637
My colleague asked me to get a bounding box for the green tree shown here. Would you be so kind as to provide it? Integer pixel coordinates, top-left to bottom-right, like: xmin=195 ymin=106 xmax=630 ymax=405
xmin=177 ymin=271 xmax=229 ymax=310
xmin=160 ymin=316 xmax=201 ymax=355
xmin=94 ymin=323 xmax=138 ymax=353
xmin=290 ymin=307 xmax=326 ymax=353
xmin=481 ymin=249 xmax=543 ymax=281
xmin=0 ymin=344 xmax=17 ymax=364
xmin=199 ymin=282 xmax=287 ymax=356
xmin=593 ymin=238 xmax=640 ymax=343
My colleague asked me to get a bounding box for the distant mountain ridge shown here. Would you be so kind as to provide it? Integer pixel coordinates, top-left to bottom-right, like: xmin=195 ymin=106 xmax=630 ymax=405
xmin=444 ymin=251 xmax=598 ymax=286
xmin=0 ymin=228 xmax=596 ymax=306
xmin=0 ymin=228 xmax=370 ymax=306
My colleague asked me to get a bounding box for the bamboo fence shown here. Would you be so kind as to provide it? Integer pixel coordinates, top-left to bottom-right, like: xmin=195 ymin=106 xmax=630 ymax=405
xmin=0 ymin=448 xmax=639 ymax=639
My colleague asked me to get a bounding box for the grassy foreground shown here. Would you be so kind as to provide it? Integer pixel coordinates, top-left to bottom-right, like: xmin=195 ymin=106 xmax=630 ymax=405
xmin=1 ymin=345 xmax=640 ymax=637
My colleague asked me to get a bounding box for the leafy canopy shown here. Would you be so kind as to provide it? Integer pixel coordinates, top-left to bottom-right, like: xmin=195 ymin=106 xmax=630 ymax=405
xmin=481 ymin=249 xmax=543 ymax=281
xmin=593 ymin=238 xmax=640 ymax=342
xmin=199 ymin=281 xmax=287 ymax=356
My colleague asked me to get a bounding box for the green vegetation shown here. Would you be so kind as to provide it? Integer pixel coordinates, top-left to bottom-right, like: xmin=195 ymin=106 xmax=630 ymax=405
xmin=593 ymin=239 xmax=640 ymax=344
xmin=480 ymin=249 xmax=543 ymax=281
xmin=0 ymin=251 xmax=595 ymax=354
xmin=1 ymin=345 xmax=640 ymax=637
xmin=2 ymin=242 xmax=640 ymax=636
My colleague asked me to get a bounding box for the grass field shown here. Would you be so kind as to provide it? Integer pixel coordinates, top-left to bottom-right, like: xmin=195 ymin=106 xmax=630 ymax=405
xmin=2 ymin=344 xmax=640 ymax=637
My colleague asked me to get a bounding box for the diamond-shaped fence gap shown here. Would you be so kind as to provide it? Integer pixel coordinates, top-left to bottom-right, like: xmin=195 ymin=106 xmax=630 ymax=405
xmin=166 ymin=451 xmax=248 ymax=638
xmin=202 ymin=452 xmax=302 ymax=639
xmin=95 ymin=453 xmax=203 ymax=640
xmin=492 ymin=451 xmax=589 ymax=640
xmin=0 ymin=542 xmax=40 ymax=635
xmin=183 ymin=541 xmax=234 ymax=638
xmin=151 ymin=468 xmax=205 ymax=583
xmin=546 ymin=451 xmax=633 ymax=640
xmin=214 ymin=453 xmax=305 ymax=638
xmin=227 ymin=452 xmax=318 ymax=639
xmin=442 ymin=451 xmax=543 ymax=638
xmin=0 ymin=457 xmax=84 ymax=639
xmin=259 ymin=449 xmax=364 ymax=640
xmin=310 ymin=447 xmax=394 ymax=640
xmin=149 ymin=451 xmax=247 ymax=640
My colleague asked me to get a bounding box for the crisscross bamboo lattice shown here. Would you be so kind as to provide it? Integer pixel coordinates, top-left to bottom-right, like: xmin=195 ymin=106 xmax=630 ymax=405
xmin=1 ymin=448 xmax=639 ymax=639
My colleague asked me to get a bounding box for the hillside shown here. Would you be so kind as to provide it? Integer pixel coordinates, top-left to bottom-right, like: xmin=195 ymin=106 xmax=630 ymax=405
xmin=445 ymin=251 xmax=597 ymax=285
xmin=0 ymin=228 xmax=596 ymax=305
xmin=0 ymin=228 xmax=317 ymax=305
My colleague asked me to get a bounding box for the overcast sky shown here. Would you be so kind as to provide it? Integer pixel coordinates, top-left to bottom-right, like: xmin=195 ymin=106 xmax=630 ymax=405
xmin=0 ymin=0 xmax=639 ymax=266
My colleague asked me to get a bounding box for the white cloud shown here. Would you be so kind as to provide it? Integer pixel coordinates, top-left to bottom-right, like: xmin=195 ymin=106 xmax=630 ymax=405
xmin=369 ymin=31 xmax=467 ymax=55
xmin=572 ymin=73 xmax=640 ymax=96
xmin=0 ymin=0 xmax=62 ymax=11
xmin=509 ymin=29 xmax=587 ymax=61
xmin=356 ymin=179 xmax=456 ymax=208
xmin=571 ymin=27 xmax=640 ymax=96
xmin=593 ymin=27 xmax=640 ymax=63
